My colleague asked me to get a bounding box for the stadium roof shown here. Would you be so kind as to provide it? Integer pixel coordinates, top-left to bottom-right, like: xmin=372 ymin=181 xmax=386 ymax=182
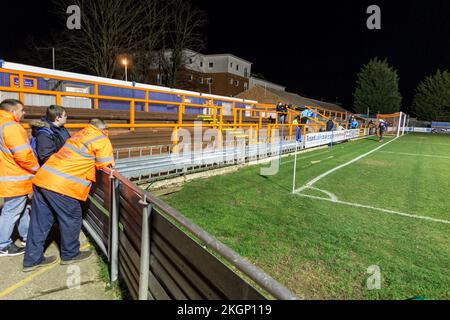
xmin=237 ymin=85 xmax=350 ymax=113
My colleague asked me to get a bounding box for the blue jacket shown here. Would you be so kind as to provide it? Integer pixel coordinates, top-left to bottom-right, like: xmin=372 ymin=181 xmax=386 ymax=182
xmin=30 ymin=118 xmax=70 ymax=165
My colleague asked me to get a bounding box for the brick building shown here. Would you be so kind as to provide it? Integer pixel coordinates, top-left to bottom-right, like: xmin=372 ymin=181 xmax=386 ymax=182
xmin=149 ymin=49 xmax=252 ymax=97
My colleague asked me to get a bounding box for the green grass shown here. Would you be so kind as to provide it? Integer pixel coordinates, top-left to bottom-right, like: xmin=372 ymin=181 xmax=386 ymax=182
xmin=161 ymin=133 xmax=450 ymax=300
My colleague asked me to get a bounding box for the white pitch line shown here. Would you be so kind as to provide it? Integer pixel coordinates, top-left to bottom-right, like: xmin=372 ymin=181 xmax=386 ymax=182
xmin=295 ymin=137 xmax=399 ymax=192
xmin=308 ymin=186 xmax=338 ymax=201
xmin=395 ymin=141 xmax=450 ymax=146
xmin=379 ymin=150 xmax=450 ymax=159
xmin=297 ymin=193 xmax=450 ymax=225
xmin=281 ymin=149 xmax=331 ymax=165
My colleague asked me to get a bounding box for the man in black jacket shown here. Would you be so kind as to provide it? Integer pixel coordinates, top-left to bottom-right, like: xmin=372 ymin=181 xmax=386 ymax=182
xmin=326 ymin=118 xmax=335 ymax=132
xmin=30 ymin=105 xmax=70 ymax=165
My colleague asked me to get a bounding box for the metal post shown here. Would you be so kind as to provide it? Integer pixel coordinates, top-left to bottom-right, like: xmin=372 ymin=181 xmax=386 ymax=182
xmin=401 ymin=113 xmax=407 ymax=136
xmin=396 ymin=112 xmax=403 ymax=137
xmin=292 ymin=139 xmax=298 ymax=194
xmin=52 ymin=48 xmax=55 ymax=70
xmin=138 ymin=196 xmax=152 ymax=300
xmin=109 ymin=176 xmax=119 ymax=282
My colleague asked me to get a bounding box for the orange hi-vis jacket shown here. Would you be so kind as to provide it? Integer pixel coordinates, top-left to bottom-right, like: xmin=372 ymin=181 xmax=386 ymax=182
xmin=0 ymin=110 xmax=40 ymax=197
xmin=32 ymin=124 xmax=115 ymax=201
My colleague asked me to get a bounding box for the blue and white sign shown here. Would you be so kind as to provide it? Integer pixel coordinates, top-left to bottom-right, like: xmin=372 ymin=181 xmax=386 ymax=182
xmin=13 ymin=77 xmax=35 ymax=88
xmin=405 ymin=127 xmax=432 ymax=133
xmin=305 ymin=129 xmax=360 ymax=148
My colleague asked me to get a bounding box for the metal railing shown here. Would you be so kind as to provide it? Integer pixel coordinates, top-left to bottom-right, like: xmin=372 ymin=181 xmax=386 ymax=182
xmin=84 ymin=168 xmax=299 ymax=300
xmin=1 ymin=64 xmax=356 ymax=135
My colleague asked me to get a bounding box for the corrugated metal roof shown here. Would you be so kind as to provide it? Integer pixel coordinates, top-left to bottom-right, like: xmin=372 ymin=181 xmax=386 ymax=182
xmin=263 ymin=86 xmax=349 ymax=113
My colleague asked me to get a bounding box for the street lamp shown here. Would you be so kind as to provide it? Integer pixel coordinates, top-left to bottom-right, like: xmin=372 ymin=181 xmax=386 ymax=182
xmin=122 ymin=59 xmax=128 ymax=82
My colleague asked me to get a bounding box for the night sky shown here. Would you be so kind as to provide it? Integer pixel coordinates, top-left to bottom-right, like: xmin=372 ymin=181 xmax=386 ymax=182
xmin=1 ymin=0 xmax=449 ymax=112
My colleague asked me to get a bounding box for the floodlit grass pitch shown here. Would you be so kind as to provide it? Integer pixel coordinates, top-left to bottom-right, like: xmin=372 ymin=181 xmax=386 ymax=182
xmin=162 ymin=133 xmax=450 ymax=299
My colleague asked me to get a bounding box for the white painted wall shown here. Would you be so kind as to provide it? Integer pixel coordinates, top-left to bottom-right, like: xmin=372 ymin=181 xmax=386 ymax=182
xmin=183 ymin=50 xmax=252 ymax=77
xmin=250 ymin=77 xmax=286 ymax=92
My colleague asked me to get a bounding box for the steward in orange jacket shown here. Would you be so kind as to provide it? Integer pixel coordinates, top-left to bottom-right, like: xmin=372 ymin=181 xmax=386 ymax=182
xmin=32 ymin=121 xmax=115 ymax=201
xmin=0 ymin=99 xmax=39 ymax=256
xmin=24 ymin=119 xmax=115 ymax=270
xmin=0 ymin=108 xmax=39 ymax=197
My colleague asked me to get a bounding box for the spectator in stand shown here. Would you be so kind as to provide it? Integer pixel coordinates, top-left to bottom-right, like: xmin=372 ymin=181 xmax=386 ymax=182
xmin=23 ymin=119 xmax=115 ymax=272
xmin=276 ymin=102 xmax=284 ymax=124
xmin=282 ymin=104 xmax=289 ymax=123
xmin=326 ymin=118 xmax=335 ymax=132
xmin=348 ymin=115 xmax=353 ymax=129
xmin=338 ymin=123 xmax=344 ymax=131
xmin=30 ymin=105 xmax=70 ymax=166
xmin=300 ymin=108 xmax=310 ymax=133
xmin=0 ymin=99 xmax=39 ymax=257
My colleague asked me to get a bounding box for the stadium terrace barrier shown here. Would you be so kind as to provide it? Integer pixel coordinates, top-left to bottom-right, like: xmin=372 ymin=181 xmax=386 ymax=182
xmin=0 ymin=61 xmax=358 ymax=136
xmin=113 ymin=129 xmax=367 ymax=184
xmin=84 ymin=168 xmax=299 ymax=300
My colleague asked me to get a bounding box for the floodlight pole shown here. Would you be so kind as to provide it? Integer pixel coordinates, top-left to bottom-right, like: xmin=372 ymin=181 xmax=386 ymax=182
xmin=52 ymin=48 xmax=55 ymax=70
xmin=122 ymin=59 xmax=128 ymax=82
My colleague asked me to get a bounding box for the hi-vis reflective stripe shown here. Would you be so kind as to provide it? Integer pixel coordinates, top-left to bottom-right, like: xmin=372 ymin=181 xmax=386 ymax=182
xmin=81 ymin=135 xmax=107 ymax=153
xmin=41 ymin=166 xmax=92 ymax=187
xmin=0 ymin=175 xmax=34 ymax=182
xmin=64 ymin=144 xmax=95 ymax=160
xmin=10 ymin=144 xmax=31 ymax=154
xmin=0 ymin=144 xmax=11 ymax=154
xmin=0 ymin=122 xmax=17 ymax=155
xmin=31 ymin=164 xmax=40 ymax=173
xmin=96 ymin=156 xmax=114 ymax=164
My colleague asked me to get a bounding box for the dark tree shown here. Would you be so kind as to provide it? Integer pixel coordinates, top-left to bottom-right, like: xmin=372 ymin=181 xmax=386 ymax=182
xmin=353 ymin=58 xmax=402 ymax=115
xmin=412 ymin=70 xmax=450 ymax=121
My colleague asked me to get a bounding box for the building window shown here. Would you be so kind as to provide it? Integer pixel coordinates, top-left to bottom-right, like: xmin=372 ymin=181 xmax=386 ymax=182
xmin=229 ymin=78 xmax=233 ymax=85
xmin=207 ymin=78 xmax=213 ymax=84
xmin=244 ymin=67 xmax=248 ymax=77
xmin=200 ymin=77 xmax=204 ymax=84
xmin=236 ymin=65 xmax=239 ymax=71
xmin=189 ymin=58 xmax=193 ymax=64
xmin=200 ymin=61 xmax=203 ymax=67
xmin=230 ymin=62 xmax=233 ymax=68
xmin=234 ymin=80 xmax=239 ymax=86
xmin=189 ymin=74 xmax=193 ymax=81
xmin=209 ymin=62 xmax=214 ymax=68
xmin=244 ymin=82 xmax=248 ymax=90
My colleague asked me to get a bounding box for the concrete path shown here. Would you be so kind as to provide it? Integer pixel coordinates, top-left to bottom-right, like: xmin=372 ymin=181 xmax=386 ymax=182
xmin=0 ymin=231 xmax=118 ymax=300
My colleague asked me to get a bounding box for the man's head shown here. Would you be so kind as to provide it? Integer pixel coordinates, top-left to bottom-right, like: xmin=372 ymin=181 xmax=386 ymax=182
xmin=46 ymin=105 xmax=67 ymax=127
xmin=0 ymin=99 xmax=25 ymax=121
xmin=89 ymin=118 xmax=108 ymax=134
